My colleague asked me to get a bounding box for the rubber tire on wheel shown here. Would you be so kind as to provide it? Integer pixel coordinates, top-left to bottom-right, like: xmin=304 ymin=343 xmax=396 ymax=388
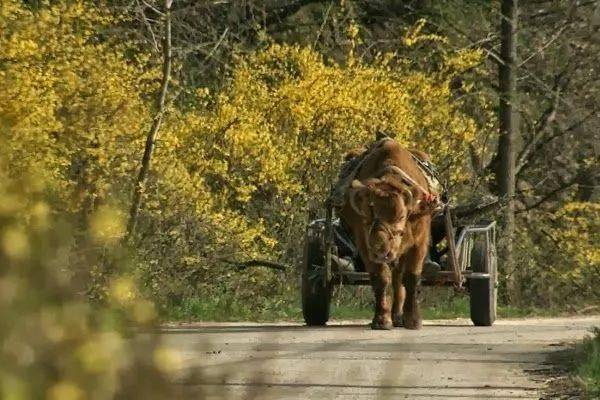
xmin=301 ymin=231 xmax=332 ymax=326
xmin=469 ymin=240 xmax=497 ymax=327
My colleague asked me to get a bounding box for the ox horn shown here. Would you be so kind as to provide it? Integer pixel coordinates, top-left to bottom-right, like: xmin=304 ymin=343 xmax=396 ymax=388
xmin=349 ymin=180 xmax=367 ymax=217
xmin=401 ymin=185 xmax=413 ymax=204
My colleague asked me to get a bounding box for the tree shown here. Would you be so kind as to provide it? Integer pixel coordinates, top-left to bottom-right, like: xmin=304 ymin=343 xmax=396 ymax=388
xmin=495 ymin=0 xmax=518 ymax=300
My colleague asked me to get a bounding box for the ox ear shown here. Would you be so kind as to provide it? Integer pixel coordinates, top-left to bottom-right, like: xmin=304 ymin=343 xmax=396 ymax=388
xmin=349 ymin=179 xmax=371 ymax=218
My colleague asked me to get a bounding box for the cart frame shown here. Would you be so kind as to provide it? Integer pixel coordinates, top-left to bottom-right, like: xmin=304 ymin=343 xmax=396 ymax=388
xmin=302 ymin=201 xmax=499 ymax=326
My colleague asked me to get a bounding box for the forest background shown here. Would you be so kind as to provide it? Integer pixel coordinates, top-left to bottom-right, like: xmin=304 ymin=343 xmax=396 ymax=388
xmin=1 ymin=0 xmax=598 ymax=326
xmin=2 ymin=1 xmax=599 ymax=397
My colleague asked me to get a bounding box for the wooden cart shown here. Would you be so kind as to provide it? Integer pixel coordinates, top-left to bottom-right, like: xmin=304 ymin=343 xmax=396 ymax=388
xmin=301 ymin=202 xmax=498 ymax=327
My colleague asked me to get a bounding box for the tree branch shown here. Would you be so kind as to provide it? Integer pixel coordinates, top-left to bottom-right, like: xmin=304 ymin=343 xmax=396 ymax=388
xmin=452 ymin=197 xmax=502 ymax=219
xmin=264 ymin=0 xmax=324 ymax=27
xmin=515 ymin=72 xmax=566 ymax=174
xmin=222 ymin=259 xmax=289 ymax=272
xmin=516 ymin=107 xmax=597 ymax=177
xmin=127 ymin=0 xmax=173 ymax=239
xmin=515 ymin=176 xmax=579 ymax=214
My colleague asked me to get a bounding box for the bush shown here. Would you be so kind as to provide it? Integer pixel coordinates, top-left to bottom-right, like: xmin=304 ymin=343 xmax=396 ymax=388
xmin=138 ymin=43 xmax=484 ymax=309
xmin=514 ymin=202 xmax=600 ymax=308
xmin=578 ymin=328 xmax=600 ymax=397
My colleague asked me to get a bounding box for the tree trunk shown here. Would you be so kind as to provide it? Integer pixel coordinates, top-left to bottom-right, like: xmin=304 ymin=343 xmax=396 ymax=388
xmin=496 ymin=0 xmax=518 ymax=302
xmin=126 ymin=0 xmax=173 ymax=240
xmin=576 ymin=167 xmax=598 ymax=202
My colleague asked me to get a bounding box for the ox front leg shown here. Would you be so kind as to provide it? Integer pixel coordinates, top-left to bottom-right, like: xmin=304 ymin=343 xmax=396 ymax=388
xmin=392 ymin=265 xmax=406 ymax=327
xmin=369 ymin=263 xmax=393 ymax=330
xmin=402 ymin=245 xmax=428 ymax=330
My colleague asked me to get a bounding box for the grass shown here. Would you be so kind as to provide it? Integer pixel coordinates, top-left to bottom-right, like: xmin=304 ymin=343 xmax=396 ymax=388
xmin=164 ymin=295 xmax=303 ymax=322
xmin=577 ymin=328 xmax=600 ymax=397
xmin=332 ymin=296 xmax=563 ymax=321
xmin=329 ymin=296 xmax=473 ymax=320
xmin=163 ymin=287 xmax=566 ymax=323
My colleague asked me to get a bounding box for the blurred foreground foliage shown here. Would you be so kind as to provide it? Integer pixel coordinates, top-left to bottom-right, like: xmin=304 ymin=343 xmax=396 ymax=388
xmin=0 ymin=0 xmax=597 ymax=337
xmin=0 ymin=170 xmax=178 ymax=399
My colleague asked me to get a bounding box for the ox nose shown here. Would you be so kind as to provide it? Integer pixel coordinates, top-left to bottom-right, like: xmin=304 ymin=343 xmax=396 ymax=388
xmin=373 ymin=249 xmax=392 ymax=263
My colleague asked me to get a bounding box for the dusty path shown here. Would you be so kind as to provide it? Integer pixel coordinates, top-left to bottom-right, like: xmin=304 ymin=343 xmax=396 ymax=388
xmin=155 ymin=316 xmax=600 ymax=399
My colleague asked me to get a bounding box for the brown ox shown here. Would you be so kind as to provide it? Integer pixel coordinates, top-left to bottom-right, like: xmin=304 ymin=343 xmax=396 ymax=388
xmin=338 ymin=139 xmax=438 ymax=330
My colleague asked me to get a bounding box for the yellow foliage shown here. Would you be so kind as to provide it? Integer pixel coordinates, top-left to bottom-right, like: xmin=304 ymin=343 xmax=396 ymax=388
xmin=169 ymin=44 xmax=480 ymax=231
xmin=515 ymin=201 xmax=600 ymax=306
xmin=0 ymin=0 xmax=152 ymax=213
xmin=548 ymin=202 xmax=600 ymax=272
xmin=152 ymin=347 xmax=183 ymax=374
xmin=89 ymin=206 xmax=126 ymax=244
xmin=402 ymin=18 xmax=447 ymax=47
xmin=47 ymin=382 xmax=84 ymax=400
xmin=1 ymin=227 xmax=29 ymax=260
xmin=110 ymin=277 xmax=137 ymax=305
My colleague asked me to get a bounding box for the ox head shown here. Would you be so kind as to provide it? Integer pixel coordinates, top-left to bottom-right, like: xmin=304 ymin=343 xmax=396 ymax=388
xmin=349 ymin=177 xmax=415 ymax=264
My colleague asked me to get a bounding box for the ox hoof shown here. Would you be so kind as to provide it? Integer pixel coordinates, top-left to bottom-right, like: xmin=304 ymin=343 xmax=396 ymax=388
xmin=392 ymin=314 xmax=403 ymax=327
xmin=403 ymin=313 xmax=422 ymax=330
xmin=371 ymin=316 xmax=393 ymax=330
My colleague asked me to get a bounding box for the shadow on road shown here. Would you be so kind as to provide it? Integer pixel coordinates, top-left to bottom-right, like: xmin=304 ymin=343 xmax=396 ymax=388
xmin=179 ymin=381 xmax=539 ymax=399
xmin=149 ymin=322 xmax=481 ymax=334
xmin=148 ymin=324 xmax=370 ymax=334
xmin=146 ymin=318 xmax=600 ymax=400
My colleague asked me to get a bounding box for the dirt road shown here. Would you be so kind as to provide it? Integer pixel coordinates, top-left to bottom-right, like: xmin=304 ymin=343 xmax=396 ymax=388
xmin=156 ymin=316 xmax=600 ymax=399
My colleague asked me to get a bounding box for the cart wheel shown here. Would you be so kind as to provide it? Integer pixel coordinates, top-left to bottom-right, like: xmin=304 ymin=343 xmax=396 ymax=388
xmin=301 ymin=230 xmax=332 ymax=326
xmin=469 ymin=239 xmax=497 ymax=327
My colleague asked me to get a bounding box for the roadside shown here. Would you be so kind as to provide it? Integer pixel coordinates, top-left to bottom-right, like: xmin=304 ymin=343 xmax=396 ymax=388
xmin=577 ymin=328 xmax=600 ymax=397
xmin=539 ymin=328 xmax=600 ymax=399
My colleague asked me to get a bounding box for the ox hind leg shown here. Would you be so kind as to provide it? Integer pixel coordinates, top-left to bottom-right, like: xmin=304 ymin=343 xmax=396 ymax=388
xmin=392 ymin=264 xmax=406 ymax=327
xmin=368 ymin=263 xmax=393 ymax=330
xmin=401 ymin=243 xmax=428 ymax=330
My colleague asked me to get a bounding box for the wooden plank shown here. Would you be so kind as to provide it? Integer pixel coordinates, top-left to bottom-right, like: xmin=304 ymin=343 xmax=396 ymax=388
xmin=444 ymin=205 xmax=462 ymax=287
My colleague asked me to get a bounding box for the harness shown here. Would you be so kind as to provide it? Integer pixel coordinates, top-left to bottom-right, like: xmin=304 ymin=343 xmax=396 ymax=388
xmin=331 ymin=137 xmax=446 ymax=210
xmin=365 ymin=204 xmax=401 ymax=250
xmin=360 ymin=175 xmax=410 ymax=258
xmin=409 ymin=153 xmax=445 ymax=202
xmin=332 ymin=137 xmax=447 ymax=260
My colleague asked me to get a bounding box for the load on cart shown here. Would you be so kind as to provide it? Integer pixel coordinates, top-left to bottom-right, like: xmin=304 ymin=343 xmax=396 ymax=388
xmin=301 ymin=135 xmax=497 ymax=329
